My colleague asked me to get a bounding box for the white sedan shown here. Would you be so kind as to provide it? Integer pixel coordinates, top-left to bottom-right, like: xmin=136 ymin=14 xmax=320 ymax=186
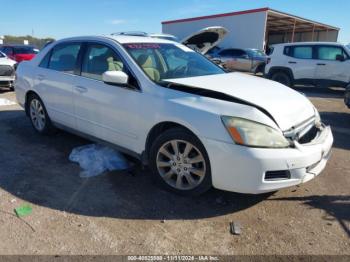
xmin=15 ymin=35 xmax=333 ymax=195
xmin=0 ymin=51 xmax=17 ymax=90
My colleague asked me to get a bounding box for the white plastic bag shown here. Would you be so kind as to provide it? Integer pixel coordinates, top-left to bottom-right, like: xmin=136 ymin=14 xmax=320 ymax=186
xmin=69 ymin=144 xmax=129 ymax=177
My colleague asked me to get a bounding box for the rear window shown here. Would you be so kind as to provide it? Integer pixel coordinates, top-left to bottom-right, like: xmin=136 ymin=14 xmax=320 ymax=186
xmin=14 ymin=46 xmax=35 ymax=54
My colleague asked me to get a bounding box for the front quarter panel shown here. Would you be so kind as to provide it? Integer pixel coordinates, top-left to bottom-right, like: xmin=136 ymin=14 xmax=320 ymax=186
xmin=15 ymin=61 xmax=34 ymax=108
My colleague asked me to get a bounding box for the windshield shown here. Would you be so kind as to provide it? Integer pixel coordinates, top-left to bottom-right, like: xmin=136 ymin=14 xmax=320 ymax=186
xmin=123 ymin=43 xmax=225 ymax=82
xmin=0 ymin=51 xmax=5 ymax=58
xmin=14 ymin=46 xmax=35 ymax=54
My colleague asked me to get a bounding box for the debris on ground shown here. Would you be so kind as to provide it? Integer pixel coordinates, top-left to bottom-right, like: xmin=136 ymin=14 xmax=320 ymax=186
xmin=69 ymin=144 xmax=129 ymax=177
xmin=230 ymin=221 xmax=241 ymax=235
xmin=0 ymin=98 xmax=16 ymax=106
xmin=14 ymin=204 xmax=32 ymax=218
xmin=10 ymin=198 xmax=17 ymax=203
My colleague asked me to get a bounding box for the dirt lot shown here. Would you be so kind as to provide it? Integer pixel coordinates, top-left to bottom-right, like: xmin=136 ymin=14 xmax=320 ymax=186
xmin=0 ymin=87 xmax=349 ymax=255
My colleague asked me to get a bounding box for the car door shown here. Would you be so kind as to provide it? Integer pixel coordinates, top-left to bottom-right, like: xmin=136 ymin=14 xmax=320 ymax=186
xmin=314 ymin=45 xmax=350 ymax=85
xmin=218 ymin=49 xmax=237 ymax=71
xmin=232 ymin=49 xmax=252 ymax=72
xmin=33 ymin=42 xmax=82 ymax=128
xmin=73 ymin=42 xmax=142 ymax=151
xmin=284 ymin=45 xmax=316 ymax=81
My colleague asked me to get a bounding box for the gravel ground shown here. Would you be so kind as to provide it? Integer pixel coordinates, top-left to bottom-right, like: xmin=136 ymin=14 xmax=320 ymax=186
xmin=0 ymin=86 xmax=349 ymax=255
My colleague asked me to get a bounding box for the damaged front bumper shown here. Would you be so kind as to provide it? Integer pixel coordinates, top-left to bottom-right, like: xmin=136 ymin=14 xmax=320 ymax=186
xmin=202 ymin=124 xmax=333 ymax=194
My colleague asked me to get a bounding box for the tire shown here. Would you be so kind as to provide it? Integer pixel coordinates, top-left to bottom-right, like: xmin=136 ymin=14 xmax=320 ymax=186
xmin=271 ymin=71 xmax=293 ymax=87
xmin=345 ymin=85 xmax=350 ymax=108
xmin=27 ymin=93 xmax=55 ymax=135
xmin=149 ymin=128 xmax=212 ymax=196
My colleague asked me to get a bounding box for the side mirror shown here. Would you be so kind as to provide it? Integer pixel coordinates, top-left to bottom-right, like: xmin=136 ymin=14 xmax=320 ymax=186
xmin=336 ymin=54 xmax=345 ymax=62
xmin=102 ymin=71 xmax=129 ymax=85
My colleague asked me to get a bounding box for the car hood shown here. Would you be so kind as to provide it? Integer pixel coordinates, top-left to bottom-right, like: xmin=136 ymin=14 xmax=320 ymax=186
xmin=164 ymin=72 xmax=315 ymax=131
xmin=0 ymin=57 xmax=17 ymax=66
xmin=181 ymin=26 xmax=228 ymax=55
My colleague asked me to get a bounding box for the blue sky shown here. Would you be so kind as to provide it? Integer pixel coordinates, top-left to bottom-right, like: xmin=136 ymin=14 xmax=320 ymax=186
xmin=1 ymin=0 xmax=349 ymax=44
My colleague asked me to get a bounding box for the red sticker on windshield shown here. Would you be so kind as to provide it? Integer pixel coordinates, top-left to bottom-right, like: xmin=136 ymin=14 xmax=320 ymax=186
xmin=126 ymin=43 xmax=161 ymax=49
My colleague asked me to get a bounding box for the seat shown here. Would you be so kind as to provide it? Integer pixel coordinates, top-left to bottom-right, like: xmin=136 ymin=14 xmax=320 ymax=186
xmin=89 ymin=55 xmax=109 ymax=75
xmin=107 ymin=57 xmax=123 ymax=71
xmin=136 ymin=54 xmax=160 ymax=81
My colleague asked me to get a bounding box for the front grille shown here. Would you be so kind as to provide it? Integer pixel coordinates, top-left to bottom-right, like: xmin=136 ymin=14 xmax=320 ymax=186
xmin=265 ymin=170 xmax=291 ymax=181
xmin=0 ymin=65 xmax=15 ymax=76
xmin=298 ymin=125 xmax=319 ymax=144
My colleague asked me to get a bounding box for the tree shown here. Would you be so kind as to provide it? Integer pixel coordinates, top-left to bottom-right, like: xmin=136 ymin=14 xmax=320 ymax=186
xmin=2 ymin=35 xmax=55 ymax=49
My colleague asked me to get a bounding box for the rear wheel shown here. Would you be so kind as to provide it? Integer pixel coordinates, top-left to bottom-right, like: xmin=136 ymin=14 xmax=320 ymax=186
xmin=149 ymin=128 xmax=212 ymax=196
xmin=271 ymin=71 xmax=293 ymax=87
xmin=28 ymin=94 xmax=55 ymax=135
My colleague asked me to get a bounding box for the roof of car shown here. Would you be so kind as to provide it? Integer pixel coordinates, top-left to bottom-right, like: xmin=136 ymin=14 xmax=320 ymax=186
xmin=54 ymin=35 xmax=176 ymax=45
xmin=271 ymin=42 xmax=344 ymax=47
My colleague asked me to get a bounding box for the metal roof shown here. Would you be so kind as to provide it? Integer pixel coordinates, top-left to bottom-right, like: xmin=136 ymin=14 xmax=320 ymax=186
xmin=162 ymin=7 xmax=339 ymax=32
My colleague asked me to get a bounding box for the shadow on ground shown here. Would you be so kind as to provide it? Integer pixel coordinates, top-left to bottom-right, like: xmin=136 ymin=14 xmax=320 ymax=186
xmin=269 ymin=195 xmax=350 ymax=238
xmin=293 ymin=86 xmax=345 ymax=99
xmin=320 ymin=111 xmax=350 ymax=150
xmin=0 ymin=110 xmax=271 ymax=220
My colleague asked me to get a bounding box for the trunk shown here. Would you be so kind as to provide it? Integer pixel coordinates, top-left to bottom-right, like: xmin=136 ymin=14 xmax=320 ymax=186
xmin=181 ymin=27 xmax=228 ymax=55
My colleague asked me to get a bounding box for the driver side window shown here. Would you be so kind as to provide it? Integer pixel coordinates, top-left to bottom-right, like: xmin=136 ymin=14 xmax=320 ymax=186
xmin=82 ymin=44 xmax=124 ymax=81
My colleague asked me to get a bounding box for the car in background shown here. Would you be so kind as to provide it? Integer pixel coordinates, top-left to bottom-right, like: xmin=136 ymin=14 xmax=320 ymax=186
xmin=15 ymin=35 xmax=333 ymax=195
xmin=0 ymin=45 xmax=37 ymax=62
xmin=207 ymin=48 xmax=268 ymax=74
xmin=265 ymin=42 xmax=350 ymax=88
xmin=0 ymin=51 xmax=17 ymax=90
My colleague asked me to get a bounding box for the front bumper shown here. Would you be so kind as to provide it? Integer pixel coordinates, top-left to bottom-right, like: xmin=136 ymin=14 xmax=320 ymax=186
xmin=203 ymin=125 xmax=333 ymax=194
xmin=0 ymin=76 xmax=15 ymax=87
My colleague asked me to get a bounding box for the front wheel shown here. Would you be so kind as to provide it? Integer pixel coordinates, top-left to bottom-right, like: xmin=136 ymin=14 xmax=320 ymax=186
xmin=149 ymin=128 xmax=212 ymax=196
xmin=271 ymin=71 xmax=293 ymax=87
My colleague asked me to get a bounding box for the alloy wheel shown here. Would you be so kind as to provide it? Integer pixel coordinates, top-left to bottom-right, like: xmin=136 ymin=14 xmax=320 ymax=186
xmin=29 ymin=99 xmax=46 ymax=131
xmin=156 ymin=139 xmax=206 ymax=190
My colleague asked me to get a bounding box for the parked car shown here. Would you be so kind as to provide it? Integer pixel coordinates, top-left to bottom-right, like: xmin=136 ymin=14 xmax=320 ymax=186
xmin=265 ymin=42 xmax=350 ymax=88
xmin=0 ymin=45 xmax=37 ymax=63
xmin=0 ymin=51 xmax=17 ymax=90
xmin=208 ymin=48 xmax=268 ymax=73
xmin=15 ymin=35 xmax=333 ymax=195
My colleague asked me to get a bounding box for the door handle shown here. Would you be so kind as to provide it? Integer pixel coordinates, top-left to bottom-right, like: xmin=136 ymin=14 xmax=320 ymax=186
xmin=317 ymin=63 xmax=326 ymax=66
xmin=288 ymin=61 xmax=297 ymax=64
xmin=75 ymin=86 xmax=88 ymax=93
xmin=37 ymin=74 xmax=45 ymax=81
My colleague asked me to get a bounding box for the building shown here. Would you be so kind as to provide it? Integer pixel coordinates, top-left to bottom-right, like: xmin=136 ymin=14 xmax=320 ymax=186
xmin=162 ymin=7 xmax=339 ymax=50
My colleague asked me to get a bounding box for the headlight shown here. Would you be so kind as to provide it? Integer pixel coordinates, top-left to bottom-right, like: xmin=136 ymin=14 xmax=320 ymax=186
xmin=221 ymin=116 xmax=290 ymax=148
